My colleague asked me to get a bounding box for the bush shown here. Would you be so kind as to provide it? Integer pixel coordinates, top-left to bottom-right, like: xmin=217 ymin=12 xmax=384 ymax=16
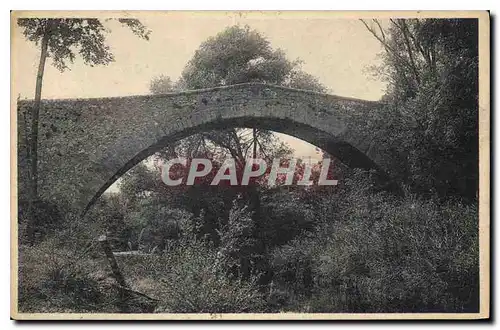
xmin=305 ymin=172 xmax=479 ymax=313
xmin=217 ymin=202 xmax=263 ymax=280
xmin=125 ymin=203 xmax=194 ymax=252
xmin=258 ymin=190 xmax=316 ymax=247
xmin=84 ymin=194 xmax=131 ymax=250
xmin=270 ymin=237 xmax=315 ymax=296
xmin=18 ymin=199 xmax=63 ymax=244
xmin=18 ymin=237 xmax=157 ymax=313
xmin=148 ymin=243 xmax=266 ymax=313
xmin=18 ymin=238 xmax=113 ymax=312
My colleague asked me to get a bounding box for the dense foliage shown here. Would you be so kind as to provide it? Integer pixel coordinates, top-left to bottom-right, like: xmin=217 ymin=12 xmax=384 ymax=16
xmin=361 ymin=18 xmax=478 ymax=201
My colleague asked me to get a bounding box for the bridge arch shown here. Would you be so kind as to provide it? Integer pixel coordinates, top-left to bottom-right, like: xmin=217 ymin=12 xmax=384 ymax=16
xmin=17 ymin=83 xmax=388 ymax=215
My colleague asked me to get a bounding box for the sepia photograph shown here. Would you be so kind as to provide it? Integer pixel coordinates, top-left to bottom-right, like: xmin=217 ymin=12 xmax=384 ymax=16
xmin=10 ymin=10 xmax=490 ymax=320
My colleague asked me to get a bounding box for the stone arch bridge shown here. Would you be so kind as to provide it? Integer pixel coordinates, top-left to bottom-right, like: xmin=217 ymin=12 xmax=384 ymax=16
xmin=17 ymin=83 xmax=390 ymax=215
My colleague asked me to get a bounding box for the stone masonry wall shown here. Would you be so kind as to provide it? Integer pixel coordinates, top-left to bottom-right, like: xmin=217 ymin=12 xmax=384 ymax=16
xmin=17 ymin=83 xmax=384 ymax=215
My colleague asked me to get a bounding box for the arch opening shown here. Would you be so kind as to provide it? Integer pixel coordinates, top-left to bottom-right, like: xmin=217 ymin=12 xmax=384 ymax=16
xmin=85 ymin=116 xmax=388 ymax=214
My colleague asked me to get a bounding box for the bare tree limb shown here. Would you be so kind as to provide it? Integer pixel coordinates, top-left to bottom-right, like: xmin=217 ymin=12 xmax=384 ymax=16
xmin=392 ymin=19 xmax=421 ymax=84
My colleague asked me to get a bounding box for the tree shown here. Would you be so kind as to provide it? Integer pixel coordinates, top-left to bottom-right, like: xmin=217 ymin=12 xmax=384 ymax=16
xmin=149 ymin=74 xmax=177 ymax=94
xmin=180 ymin=25 xmax=326 ymax=161
xmin=360 ymin=19 xmax=478 ymax=200
xmin=17 ymin=18 xmax=151 ymax=242
xmin=149 ymin=25 xmax=326 ymax=164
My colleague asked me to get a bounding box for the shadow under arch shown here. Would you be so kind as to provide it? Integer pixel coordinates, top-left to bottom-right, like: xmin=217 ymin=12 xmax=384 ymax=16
xmin=84 ymin=116 xmax=390 ymax=215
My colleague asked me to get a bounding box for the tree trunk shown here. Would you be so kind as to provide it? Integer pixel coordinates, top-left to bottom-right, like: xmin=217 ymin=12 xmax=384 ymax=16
xmin=31 ymin=30 xmax=49 ymax=197
xmin=25 ymin=29 xmax=50 ymax=243
xmin=230 ymin=128 xmax=245 ymax=163
xmin=252 ymin=128 xmax=257 ymax=159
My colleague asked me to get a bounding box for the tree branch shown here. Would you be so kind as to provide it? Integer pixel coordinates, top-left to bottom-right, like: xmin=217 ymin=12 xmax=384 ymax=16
xmin=392 ymin=19 xmax=421 ymax=85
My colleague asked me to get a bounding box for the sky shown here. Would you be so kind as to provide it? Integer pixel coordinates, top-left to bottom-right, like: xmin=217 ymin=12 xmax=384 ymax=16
xmin=12 ymin=12 xmax=388 ymax=186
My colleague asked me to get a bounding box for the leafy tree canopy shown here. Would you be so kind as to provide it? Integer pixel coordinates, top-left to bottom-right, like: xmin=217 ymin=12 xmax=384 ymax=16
xmin=146 ymin=25 xmax=327 ymax=163
xmin=149 ymin=25 xmax=327 ymax=94
xmin=179 ymin=25 xmax=326 ymax=92
xmin=18 ymin=18 xmax=151 ymax=71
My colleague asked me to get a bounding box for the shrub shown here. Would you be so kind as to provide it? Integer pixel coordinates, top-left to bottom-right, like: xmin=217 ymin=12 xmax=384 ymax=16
xmin=18 ymin=237 xmax=157 ymax=313
xmin=18 ymin=238 xmax=112 ymax=312
xmin=151 ymin=243 xmax=266 ymax=313
xmin=125 ymin=203 xmax=194 ymax=252
xmin=217 ymin=202 xmax=263 ymax=280
xmin=258 ymin=190 xmax=316 ymax=247
xmin=306 ymin=172 xmax=479 ymax=313
xmin=270 ymin=237 xmax=315 ymax=296
xmin=18 ymin=199 xmax=63 ymax=244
